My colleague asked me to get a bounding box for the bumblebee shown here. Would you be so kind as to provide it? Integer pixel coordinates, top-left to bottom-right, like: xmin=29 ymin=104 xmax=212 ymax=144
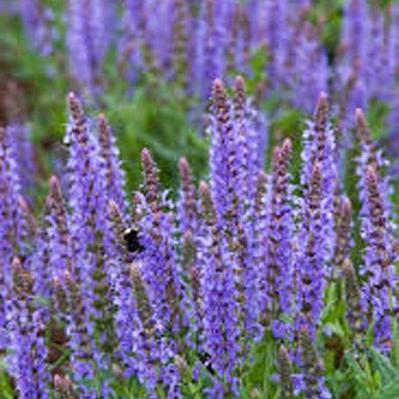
xmin=123 ymin=227 xmax=145 ymax=253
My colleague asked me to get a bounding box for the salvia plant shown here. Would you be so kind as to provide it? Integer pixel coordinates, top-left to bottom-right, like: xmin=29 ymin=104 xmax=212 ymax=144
xmin=0 ymin=76 xmax=398 ymax=398
xmin=13 ymin=0 xmax=399 ymax=127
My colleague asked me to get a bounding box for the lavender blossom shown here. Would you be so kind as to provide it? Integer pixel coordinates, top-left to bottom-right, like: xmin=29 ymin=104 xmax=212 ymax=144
xmin=301 ymin=93 xmax=338 ymax=268
xmin=177 ymin=157 xmax=203 ymax=337
xmin=67 ymin=0 xmax=114 ymax=98
xmin=45 ymin=176 xmax=72 ymax=283
xmin=178 ymin=157 xmax=198 ymax=235
xmin=0 ymin=125 xmax=32 ymax=349
xmin=233 ymin=76 xmax=268 ymax=212
xmin=97 ymin=114 xmax=128 ymax=214
xmin=292 ymin=24 xmax=328 ymax=113
xmin=119 ymin=0 xmax=146 ymax=85
xmin=135 ymin=149 xmax=183 ymax=398
xmin=19 ymin=0 xmax=55 ymax=56
xmin=6 ymin=258 xmax=37 ymax=399
xmin=198 ymin=181 xmax=240 ymax=396
xmin=193 ymin=1 xmax=227 ymax=102
xmin=6 ymin=124 xmax=36 ymax=198
xmin=265 ymin=139 xmax=294 ymax=339
xmin=208 ymin=79 xmax=239 ymax=224
xmin=360 ymin=165 xmax=397 ymax=351
xmin=364 ymin=6 xmax=390 ymax=102
xmin=296 ymin=162 xmax=325 ymax=339
xmin=66 ymin=93 xmax=112 ymax=396
xmin=264 ymin=0 xmax=287 ymax=89
xmin=106 ymin=200 xmax=159 ymax=395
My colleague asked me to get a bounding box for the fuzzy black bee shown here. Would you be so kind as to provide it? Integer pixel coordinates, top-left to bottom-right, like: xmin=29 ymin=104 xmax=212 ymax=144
xmin=123 ymin=227 xmax=145 ymax=253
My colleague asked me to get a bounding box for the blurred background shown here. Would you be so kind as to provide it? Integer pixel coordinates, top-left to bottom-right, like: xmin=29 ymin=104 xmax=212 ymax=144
xmin=0 ymin=0 xmax=397 ymax=202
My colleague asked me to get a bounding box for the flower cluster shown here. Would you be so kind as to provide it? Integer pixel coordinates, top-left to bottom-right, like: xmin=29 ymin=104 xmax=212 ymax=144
xmin=15 ymin=0 xmax=399 ymax=128
xmin=0 ymin=77 xmax=398 ymax=398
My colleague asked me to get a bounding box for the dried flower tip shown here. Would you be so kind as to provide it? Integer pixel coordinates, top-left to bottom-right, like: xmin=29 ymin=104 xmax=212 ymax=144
xmin=174 ymin=354 xmax=189 ymax=374
xmin=67 ymin=92 xmax=85 ymax=124
xmin=355 ymin=108 xmax=372 ymax=145
xmin=234 ymin=75 xmax=246 ymax=115
xmin=199 ymin=180 xmax=216 ymax=224
xmin=179 ymin=157 xmax=192 ymax=184
xmin=141 ymin=148 xmax=160 ymax=207
xmin=49 ymin=175 xmax=63 ymax=201
xmin=342 ymin=258 xmax=358 ymax=289
xmin=281 ymin=138 xmax=293 ymax=156
xmin=53 ymin=374 xmax=73 ymax=393
xmin=339 ymin=196 xmax=352 ymax=220
xmin=234 ymin=75 xmax=246 ymax=93
xmin=18 ymin=196 xmax=37 ymax=234
xmin=98 ymin=113 xmax=112 ymax=147
xmin=314 ymin=91 xmax=329 ymax=133
xmin=212 ymin=78 xmax=229 ymax=113
xmin=108 ymin=199 xmax=121 ymax=221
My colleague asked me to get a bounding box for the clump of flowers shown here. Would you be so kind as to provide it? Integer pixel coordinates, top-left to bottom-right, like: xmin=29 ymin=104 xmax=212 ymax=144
xmin=0 ymin=77 xmax=398 ymax=398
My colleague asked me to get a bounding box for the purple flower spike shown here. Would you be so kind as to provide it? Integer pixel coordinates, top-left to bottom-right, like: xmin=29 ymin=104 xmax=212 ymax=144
xmin=296 ymin=162 xmax=325 ymax=339
xmin=209 ymin=79 xmax=239 ymax=224
xmin=66 ymin=93 xmax=112 ymax=395
xmin=0 ymin=125 xmax=33 ymax=349
xmin=266 ymin=139 xmax=294 ymax=339
xmin=98 ymin=114 xmax=128 ymax=215
xmin=360 ymin=165 xmax=397 ymax=351
xmin=136 ymin=148 xmax=183 ymax=397
xmin=67 ymin=0 xmax=114 ymax=98
xmin=7 ymin=258 xmax=37 ymax=399
xmin=302 ymin=93 xmax=338 ymax=269
xmin=7 ymin=124 xmax=37 ymax=198
xmin=198 ymin=180 xmax=240 ymax=396
xmin=106 ymin=200 xmax=159 ymax=395
xmin=19 ymin=0 xmax=55 ymax=56
xmin=178 ymin=157 xmax=198 ymax=235
xmin=233 ymin=76 xmax=268 ymax=212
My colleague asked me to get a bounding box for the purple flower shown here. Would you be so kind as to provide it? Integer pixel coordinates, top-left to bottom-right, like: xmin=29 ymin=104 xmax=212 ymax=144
xmin=106 ymin=200 xmax=159 ymax=395
xmin=198 ymin=181 xmax=240 ymax=396
xmin=178 ymin=157 xmax=198 ymax=235
xmin=193 ymin=2 xmax=227 ymax=102
xmin=6 ymin=124 xmax=37 ymax=198
xmin=19 ymin=0 xmax=55 ymax=56
xmin=0 ymin=126 xmax=32 ymax=349
xmin=97 ymin=114 xmax=128 ymax=215
xmin=134 ymin=148 xmax=183 ymax=397
xmin=7 ymin=258 xmax=37 ymax=398
xmin=233 ymin=76 xmax=268 ymax=213
xmin=296 ymin=162 xmax=326 ymax=339
xmin=66 ymin=93 xmax=113 ymax=395
xmin=359 ymin=165 xmax=397 ymax=351
xmin=67 ymin=0 xmax=114 ymax=98
xmin=301 ymin=93 xmax=338 ymax=270
xmin=292 ymin=24 xmax=328 ymax=113
xmin=265 ymin=139 xmax=294 ymax=339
